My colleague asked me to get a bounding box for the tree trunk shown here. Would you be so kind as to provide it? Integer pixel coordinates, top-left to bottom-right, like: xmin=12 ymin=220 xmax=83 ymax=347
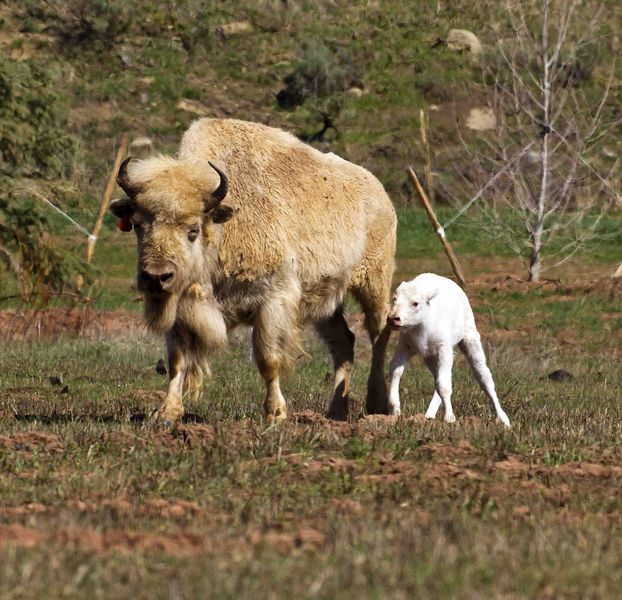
xmin=529 ymin=0 xmax=551 ymax=283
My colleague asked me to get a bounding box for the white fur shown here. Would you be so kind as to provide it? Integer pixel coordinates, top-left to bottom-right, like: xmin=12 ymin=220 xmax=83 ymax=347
xmin=387 ymin=273 xmax=510 ymax=427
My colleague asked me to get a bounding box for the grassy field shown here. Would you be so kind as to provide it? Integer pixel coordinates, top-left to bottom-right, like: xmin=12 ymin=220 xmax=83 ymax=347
xmin=1 ymin=229 xmax=621 ymax=598
xmin=1 ymin=1 xmax=622 ymax=597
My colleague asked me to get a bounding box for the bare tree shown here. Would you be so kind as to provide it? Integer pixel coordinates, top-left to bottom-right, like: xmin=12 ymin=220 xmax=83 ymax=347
xmin=454 ymin=0 xmax=619 ymax=281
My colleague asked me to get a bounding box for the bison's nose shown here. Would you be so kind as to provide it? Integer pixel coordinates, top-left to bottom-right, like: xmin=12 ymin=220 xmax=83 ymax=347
xmin=139 ymin=268 xmax=175 ymax=292
xmin=386 ymin=315 xmax=401 ymax=328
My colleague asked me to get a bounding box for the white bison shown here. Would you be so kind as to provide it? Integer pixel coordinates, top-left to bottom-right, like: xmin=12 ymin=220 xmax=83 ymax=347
xmin=110 ymin=118 xmax=397 ymax=424
xmin=387 ymin=273 xmax=511 ymax=427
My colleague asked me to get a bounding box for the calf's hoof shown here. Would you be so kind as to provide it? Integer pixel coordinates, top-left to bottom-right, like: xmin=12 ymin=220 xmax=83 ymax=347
xmin=497 ymin=414 xmax=511 ymax=429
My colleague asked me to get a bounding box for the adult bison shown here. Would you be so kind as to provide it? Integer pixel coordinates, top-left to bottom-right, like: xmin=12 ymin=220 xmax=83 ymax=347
xmin=110 ymin=118 xmax=396 ymax=424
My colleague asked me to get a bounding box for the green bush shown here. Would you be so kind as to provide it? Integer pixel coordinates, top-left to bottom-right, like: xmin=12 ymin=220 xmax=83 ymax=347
xmin=276 ymin=41 xmax=362 ymax=109
xmin=0 ymin=55 xmax=88 ymax=304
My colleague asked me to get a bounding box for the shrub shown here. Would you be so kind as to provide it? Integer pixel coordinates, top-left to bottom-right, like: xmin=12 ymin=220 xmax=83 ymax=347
xmin=0 ymin=55 xmax=88 ymax=304
xmin=276 ymin=41 xmax=362 ymax=109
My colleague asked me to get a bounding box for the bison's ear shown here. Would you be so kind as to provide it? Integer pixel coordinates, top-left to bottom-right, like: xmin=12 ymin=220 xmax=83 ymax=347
xmin=109 ymin=197 xmax=136 ymax=219
xmin=211 ymin=205 xmax=235 ymax=224
xmin=203 ymin=161 xmax=228 ymax=213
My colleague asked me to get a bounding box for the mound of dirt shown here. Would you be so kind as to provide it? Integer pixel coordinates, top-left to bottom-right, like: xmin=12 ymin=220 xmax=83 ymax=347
xmin=0 ymin=308 xmax=143 ymax=341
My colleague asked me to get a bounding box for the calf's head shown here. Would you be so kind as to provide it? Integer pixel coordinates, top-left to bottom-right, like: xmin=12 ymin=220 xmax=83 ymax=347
xmin=387 ymin=281 xmax=437 ymax=330
xmin=110 ymin=156 xmax=231 ymax=331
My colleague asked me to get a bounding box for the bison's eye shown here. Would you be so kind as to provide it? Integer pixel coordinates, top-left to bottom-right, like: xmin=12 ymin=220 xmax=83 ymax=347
xmin=187 ymin=228 xmax=200 ymax=242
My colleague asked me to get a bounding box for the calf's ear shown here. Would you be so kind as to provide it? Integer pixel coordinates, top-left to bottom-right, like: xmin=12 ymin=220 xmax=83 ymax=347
xmin=425 ymin=288 xmax=439 ymax=305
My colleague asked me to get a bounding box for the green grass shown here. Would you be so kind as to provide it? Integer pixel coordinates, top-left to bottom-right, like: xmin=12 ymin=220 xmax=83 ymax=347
xmin=0 ymin=331 xmax=621 ymax=598
xmin=1 ymin=2 xmax=622 ymax=596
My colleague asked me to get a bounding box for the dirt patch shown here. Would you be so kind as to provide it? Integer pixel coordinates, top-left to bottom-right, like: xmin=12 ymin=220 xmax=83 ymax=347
xmin=494 ymin=456 xmax=622 ymax=480
xmin=248 ymin=526 xmax=326 ymax=554
xmin=0 ymin=431 xmax=65 ymax=454
xmin=0 ymin=308 xmax=143 ymax=341
xmin=418 ymin=440 xmax=477 ymax=459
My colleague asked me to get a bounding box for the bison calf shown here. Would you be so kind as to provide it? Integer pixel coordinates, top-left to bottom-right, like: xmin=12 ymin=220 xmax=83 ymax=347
xmin=386 ymin=273 xmax=510 ymax=427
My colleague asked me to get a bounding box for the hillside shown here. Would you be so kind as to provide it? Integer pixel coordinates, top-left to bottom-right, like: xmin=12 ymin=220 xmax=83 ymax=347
xmin=0 ymin=0 xmax=621 ymax=297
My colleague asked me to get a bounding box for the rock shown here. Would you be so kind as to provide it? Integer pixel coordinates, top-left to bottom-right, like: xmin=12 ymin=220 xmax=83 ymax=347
xmin=347 ymin=87 xmax=365 ymax=97
xmin=176 ymin=98 xmax=210 ymax=116
xmin=130 ymin=137 xmax=153 ymax=150
xmin=216 ymin=21 xmax=253 ymax=39
xmin=447 ymin=29 xmax=482 ymax=60
xmin=546 ymin=369 xmax=574 ymax=382
xmin=49 ymin=375 xmax=63 ymax=387
xmin=465 ymin=107 xmax=496 ymax=131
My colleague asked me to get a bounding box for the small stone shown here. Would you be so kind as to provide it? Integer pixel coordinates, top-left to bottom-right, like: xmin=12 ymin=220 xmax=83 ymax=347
xmin=216 ymin=21 xmax=253 ymax=39
xmin=546 ymin=369 xmax=574 ymax=382
xmin=49 ymin=375 xmax=63 ymax=386
xmin=131 ymin=137 xmax=152 ymax=150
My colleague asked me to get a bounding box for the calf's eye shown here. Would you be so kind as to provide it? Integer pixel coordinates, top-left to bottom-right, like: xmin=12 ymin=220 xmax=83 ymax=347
xmin=412 ymin=301 xmax=419 ymax=307
xmin=187 ymin=228 xmax=199 ymax=242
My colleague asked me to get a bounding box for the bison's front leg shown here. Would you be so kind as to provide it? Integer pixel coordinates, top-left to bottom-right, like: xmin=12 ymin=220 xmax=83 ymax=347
xmin=252 ymin=286 xmax=301 ymax=422
xmin=157 ymin=333 xmax=189 ymax=425
xmin=157 ymin=295 xmax=227 ymax=425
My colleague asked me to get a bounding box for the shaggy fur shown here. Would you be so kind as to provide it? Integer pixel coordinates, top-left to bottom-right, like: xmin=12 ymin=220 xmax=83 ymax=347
xmin=110 ymin=118 xmax=397 ymax=423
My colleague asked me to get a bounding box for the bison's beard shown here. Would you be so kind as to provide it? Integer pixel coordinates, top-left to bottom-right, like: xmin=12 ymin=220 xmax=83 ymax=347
xmin=143 ymin=292 xmax=180 ymax=333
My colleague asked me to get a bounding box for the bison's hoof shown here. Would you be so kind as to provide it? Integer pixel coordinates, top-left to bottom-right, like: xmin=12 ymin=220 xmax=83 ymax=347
xmin=326 ymin=401 xmax=348 ymax=421
xmin=365 ymin=402 xmax=389 ymax=416
xmin=149 ymin=404 xmax=184 ymax=427
xmin=266 ymin=410 xmax=287 ymax=424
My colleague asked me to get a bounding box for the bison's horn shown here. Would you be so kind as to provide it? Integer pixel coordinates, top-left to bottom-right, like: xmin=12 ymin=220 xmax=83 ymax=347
xmin=117 ymin=156 xmax=142 ymax=198
xmin=205 ymin=161 xmax=228 ymax=210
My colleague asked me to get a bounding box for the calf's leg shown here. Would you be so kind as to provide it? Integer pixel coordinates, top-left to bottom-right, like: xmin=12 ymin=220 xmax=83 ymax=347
xmin=424 ymin=348 xmax=456 ymax=423
xmin=315 ymin=306 xmax=355 ymax=420
xmin=424 ymin=391 xmax=442 ymax=419
xmin=458 ymin=335 xmax=511 ymax=427
xmin=388 ymin=336 xmax=415 ymax=416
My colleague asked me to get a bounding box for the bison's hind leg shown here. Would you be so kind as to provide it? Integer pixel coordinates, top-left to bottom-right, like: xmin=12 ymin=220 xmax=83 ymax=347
xmin=351 ymin=277 xmax=392 ymax=416
xmin=315 ymin=306 xmax=355 ymax=420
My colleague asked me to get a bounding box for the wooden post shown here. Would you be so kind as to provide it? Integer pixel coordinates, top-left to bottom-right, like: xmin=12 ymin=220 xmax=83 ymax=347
xmin=86 ymin=134 xmax=130 ymax=263
xmin=419 ymin=108 xmax=435 ymax=205
xmin=407 ymin=166 xmax=467 ymax=288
